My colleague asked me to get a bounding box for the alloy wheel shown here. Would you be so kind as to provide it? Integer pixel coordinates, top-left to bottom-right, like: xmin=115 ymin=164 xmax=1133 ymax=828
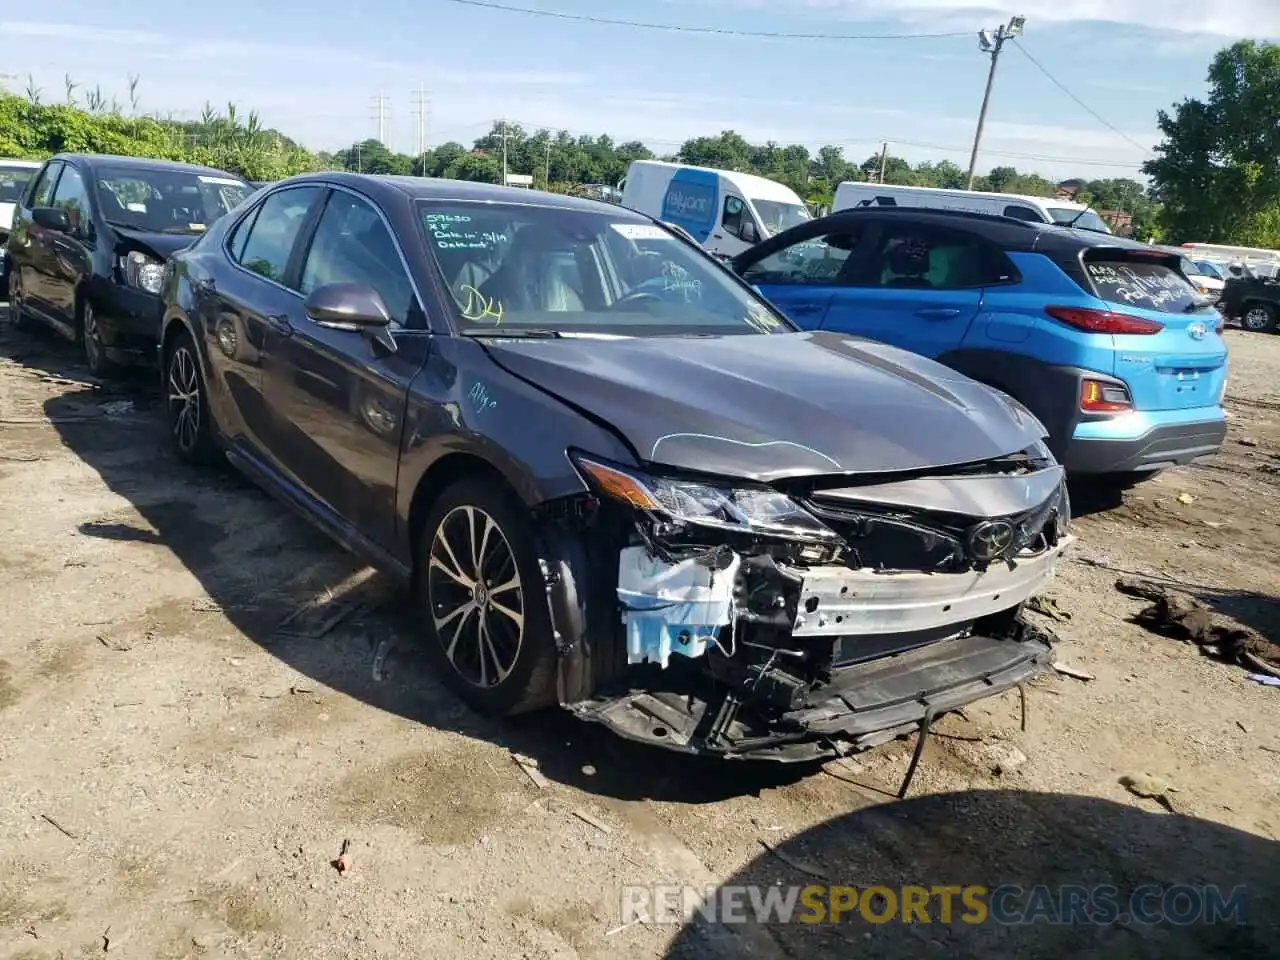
xmin=83 ymin=302 xmax=104 ymax=368
xmin=168 ymin=345 xmax=201 ymax=453
xmin=1243 ymin=306 xmax=1274 ymax=331
xmin=427 ymin=505 xmax=525 ymax=688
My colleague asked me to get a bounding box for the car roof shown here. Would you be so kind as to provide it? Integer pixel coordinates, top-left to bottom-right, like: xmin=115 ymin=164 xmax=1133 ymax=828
xmin=268 ymin=171 xmax=643 ymax=218
xmin=810 ymin=207 xmax=1154 ymax=256
xmin=51 ymin=153 xmax=247 ymax=180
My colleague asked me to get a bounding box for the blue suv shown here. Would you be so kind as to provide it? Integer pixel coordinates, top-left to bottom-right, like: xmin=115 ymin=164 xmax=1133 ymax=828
xmin=732 ymin=208 xmax=1228 ymax=484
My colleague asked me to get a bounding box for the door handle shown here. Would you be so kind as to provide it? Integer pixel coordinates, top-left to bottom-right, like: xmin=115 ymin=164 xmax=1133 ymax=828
xmin=915 ymin=307 xmax=962 ymax=320
xmin=265 ymin=313 xmax=293 ymax=336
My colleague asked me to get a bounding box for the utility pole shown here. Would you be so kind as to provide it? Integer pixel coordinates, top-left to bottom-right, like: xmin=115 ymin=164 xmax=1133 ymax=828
xmin=410 ymin=82 xmax=431 ymax=174
xmin=494 ymin=118 xmax=517 ymax=187
xmin=370 ymin=89 xmax=390 ymax=146
xmin=544 ymin=140 xmax=552 ymax=189
xmin=966 ymin=14 xmax=1026 ymax=190
xmin=877 ymin=141 xmax=889 ymax=184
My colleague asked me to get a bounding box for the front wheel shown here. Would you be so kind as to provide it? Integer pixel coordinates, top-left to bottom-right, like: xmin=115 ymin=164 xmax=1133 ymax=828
xmin=80 ymin=300 xmax=118 ymax=377
xmin=1241 ymin=302 xmax=1278 ymax=334
xmin=164 ymin=329 xmax=217 ymax=465
xmin=415 ymin=479 xmax=558 ymax=716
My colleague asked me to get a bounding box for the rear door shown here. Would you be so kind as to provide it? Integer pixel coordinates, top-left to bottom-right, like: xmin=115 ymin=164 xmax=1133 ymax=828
xmin=16 ymin=161 xmax=64 ymax=320
xmin=1082 ymin=251 xmax=1227 ymax=412
xmin=735 ymin=220 xmax=867 ymax=327
xmin=822 ymin=220 xmax=1000 ymax=358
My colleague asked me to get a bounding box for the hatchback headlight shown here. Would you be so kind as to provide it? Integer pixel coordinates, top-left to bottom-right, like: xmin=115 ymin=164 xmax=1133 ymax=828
xmin=572 ymin=454 xmax=840 ymax=542
xmin=119 ymin=250 xmax=164 ymax=295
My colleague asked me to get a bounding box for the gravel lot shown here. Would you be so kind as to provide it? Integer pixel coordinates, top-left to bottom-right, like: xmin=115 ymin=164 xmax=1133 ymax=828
xmin=1 ymin=312 xmax=1277 ymax=959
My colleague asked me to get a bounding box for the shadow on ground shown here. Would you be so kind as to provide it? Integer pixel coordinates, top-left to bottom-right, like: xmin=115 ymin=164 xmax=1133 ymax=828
xmin=2 ymin=320 xmax=828 ymax=805
xmin=662 ymin=790 xmax=1279 ymax=960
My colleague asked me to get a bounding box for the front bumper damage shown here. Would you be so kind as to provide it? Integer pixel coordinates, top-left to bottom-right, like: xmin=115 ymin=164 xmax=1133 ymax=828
xmin=536 ymin=449 xmax=1073 ymax=762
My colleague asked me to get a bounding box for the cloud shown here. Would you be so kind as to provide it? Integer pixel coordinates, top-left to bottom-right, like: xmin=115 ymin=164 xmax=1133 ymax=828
xmin=677 ymin=0 xmax=1280 ymax=39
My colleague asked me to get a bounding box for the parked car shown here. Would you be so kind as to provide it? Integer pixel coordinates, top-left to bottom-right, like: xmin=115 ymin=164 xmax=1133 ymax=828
xmin=832 ymin=181 xmax=1113 ymax=235
xmin=1185 ymin=258 xmax=1226 ymax=302
xmin=732 ymin=208 xmax=1228 ymax=487
xmin=1218 ymin=270 xmax=1280 ymax=334
xmin=159 ymin=173 xmax=1072 ymax=762
xmin=5 ymin=154 xmax=252 ymax=374
xmin=0 ymin=158 xmax=43 ymax=291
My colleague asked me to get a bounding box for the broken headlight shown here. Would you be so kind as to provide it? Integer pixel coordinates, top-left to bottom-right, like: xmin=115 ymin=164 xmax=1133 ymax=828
xmin=572 ymin=454 xmax=841 ymax=543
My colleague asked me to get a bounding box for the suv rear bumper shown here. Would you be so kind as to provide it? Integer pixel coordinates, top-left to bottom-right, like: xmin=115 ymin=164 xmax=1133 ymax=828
xmin=1063 ymin=417 xmax=1227 ymax=474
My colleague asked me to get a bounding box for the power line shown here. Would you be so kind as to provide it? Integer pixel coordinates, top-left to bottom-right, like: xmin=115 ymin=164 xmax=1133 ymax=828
xmin=439 ymin=0 xmax=970 ymax=40
xmin=1010 ymin=40 xmax=1152 ymax=155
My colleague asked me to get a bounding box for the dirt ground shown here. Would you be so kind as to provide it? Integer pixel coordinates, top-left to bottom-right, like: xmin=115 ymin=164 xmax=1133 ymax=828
xmin=1 ymin=311 xmax=1278 ymax=960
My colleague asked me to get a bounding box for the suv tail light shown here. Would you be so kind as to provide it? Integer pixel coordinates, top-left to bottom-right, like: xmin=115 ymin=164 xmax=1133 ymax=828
xmin=1214 ymin=312 xmax=1225 ymax=334
xmin=1081 ymin=379 xmax=1133 ymax=413
xmin=1046 ymin=306 xmax=1164 ymax=335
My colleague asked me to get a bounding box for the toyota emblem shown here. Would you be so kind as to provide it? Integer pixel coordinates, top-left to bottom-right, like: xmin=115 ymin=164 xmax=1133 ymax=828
xmin=966 ymin=519 xmax=1016 ymax=564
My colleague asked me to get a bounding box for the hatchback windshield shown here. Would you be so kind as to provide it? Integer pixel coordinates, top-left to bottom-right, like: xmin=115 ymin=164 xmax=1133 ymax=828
xmin=753 ymin=199 xmax=811 ymax=235
xmin=0 ymin=164 xmax=37 ymax=204
xmin=418 ymin=201 xmax=792 ymax=337
xmin=1047 ymin=206 xmax=1112 ymax=234
xmin=94 ymin=166 xmax=250 ymax=235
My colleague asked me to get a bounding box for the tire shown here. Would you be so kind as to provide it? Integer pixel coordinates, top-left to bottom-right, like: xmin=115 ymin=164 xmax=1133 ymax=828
xmin=7 ymin=269 xmax=35 ymax=332
xmin=1241 ymin=301 xmax=1278 ymax=334
xmin=415 ymin=478 xmax=558 ymax=717
xmin=163 ymin=328 xmax=217 ymax=466
xmin=79 ymin=299 xmax=118 ymax=377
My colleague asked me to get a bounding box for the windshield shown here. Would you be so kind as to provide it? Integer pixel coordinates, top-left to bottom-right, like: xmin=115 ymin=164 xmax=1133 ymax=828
xmin=93 ymin=165 xmax=250 ymax=235
xmin=0 ymin=164 xmax=37 ymax=205
xmin=752 ymin=199 xmax=811 ymax=235
xmin=418 ymin=201 xmax=791 ymax=337
xmin=1192 ymin=260 xmax=1225 ymax=280
xmin=1047 ymin=207 xmax=1112 ymax=234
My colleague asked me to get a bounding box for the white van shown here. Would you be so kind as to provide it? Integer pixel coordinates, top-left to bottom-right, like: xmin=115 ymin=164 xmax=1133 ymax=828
xmin=620 ymin=160 xmax=811 ymax=258
xmin=832 ymin=182 xmax=1113 ymax=235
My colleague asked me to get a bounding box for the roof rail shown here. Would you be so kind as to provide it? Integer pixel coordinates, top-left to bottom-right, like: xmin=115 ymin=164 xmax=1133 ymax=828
xmin=828 ymin=206 xmax=1040 ymax=227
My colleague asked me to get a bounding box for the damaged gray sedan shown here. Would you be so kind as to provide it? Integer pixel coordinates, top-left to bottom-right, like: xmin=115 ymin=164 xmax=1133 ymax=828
xmin=160 ymin=174 xmax=1072 ymax=763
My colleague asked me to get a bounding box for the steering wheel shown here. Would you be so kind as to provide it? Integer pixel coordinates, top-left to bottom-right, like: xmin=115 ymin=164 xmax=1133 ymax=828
xmin=611 ymin=290 xmax=666 ymax=310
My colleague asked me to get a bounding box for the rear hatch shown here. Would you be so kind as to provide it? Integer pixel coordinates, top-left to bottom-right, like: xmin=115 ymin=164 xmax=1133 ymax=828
xmin=1080 ymin=248 xmax=1227 ymax=413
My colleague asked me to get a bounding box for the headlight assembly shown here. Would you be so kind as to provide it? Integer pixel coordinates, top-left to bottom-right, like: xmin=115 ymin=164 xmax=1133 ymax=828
xmin=572 ymin=454 xmax=840 ymax=543
xmin=119 ymin=250 xmax=164 ymax=295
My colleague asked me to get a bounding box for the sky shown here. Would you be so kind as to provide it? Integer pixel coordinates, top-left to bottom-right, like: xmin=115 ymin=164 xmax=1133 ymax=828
xmin=3 ymin=0 xmax=1279 ymax=182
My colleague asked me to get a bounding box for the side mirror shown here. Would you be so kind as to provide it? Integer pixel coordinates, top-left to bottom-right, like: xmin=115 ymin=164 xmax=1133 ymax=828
xmin=303 ymin=281 xmax=391 ymax=329
xmin=739 ymin=219 xmax=760 ymax=245
xmin=32 ymin=206 xmax=70 ymax=232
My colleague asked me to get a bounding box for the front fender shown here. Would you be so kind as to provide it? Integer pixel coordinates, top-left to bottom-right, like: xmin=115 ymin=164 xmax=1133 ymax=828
xmin=395 ymin=337 xmax=637 ymax=541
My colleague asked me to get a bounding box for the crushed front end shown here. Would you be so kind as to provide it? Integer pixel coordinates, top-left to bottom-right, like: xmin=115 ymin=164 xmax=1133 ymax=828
xmin=537 ymin=445 xmax=1072 ymax=762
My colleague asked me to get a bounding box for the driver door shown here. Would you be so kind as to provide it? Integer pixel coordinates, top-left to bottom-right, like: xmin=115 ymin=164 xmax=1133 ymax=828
xmin=735 ymin=222 xmax=868 ymax=330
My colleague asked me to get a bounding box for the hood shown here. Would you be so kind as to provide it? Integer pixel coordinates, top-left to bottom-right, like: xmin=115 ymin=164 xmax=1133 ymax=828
xmin=0 ymin=202 xmax=15 ymax=234
xmin=480 ymin=330 xmax=1046 ymax=482
xmin=110 ymin=225 xmax=200 ymax=261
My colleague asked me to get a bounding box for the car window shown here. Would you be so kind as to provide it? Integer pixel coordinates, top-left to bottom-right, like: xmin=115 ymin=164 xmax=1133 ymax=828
xmin=233 ymin=186 xmax=321 ymax=286
xmin=740 ymin=230 xmax=862 ymax=286
xmin=722 ymin=196 xmax=745 ymax=236
xmin=50 ymin=165 xmax=92 ymax=237
xmin=300 ymin=190 xmax=417 ymax=327
xmin=418 ymin=201 xmax=792 ymax=337
xmin=1003 ymin=204 xmax=1043 ymax=222
xmin=1085 ymin=258 xmax=1201 ymax=314
xmin=28 ymin=162 xmax=61 ymax=208
xmin=0 ymin=165 xmax=38 ymax=205
xmin=864 ymin=224 xmax=1013 ymax=290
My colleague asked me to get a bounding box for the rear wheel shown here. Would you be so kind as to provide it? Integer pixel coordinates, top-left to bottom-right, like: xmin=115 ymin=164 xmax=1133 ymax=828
xmin=1241 ymin=302 xmax=1278 ymax=333
xmin=415 ymin=479 xmax=558 ymax=716
xmin=164 ymin=329 xmax=217 ymax=465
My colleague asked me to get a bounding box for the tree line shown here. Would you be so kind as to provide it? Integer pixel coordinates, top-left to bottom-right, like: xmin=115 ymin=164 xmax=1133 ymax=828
xmin=3 ymin=40 xmax=1280 ymax=246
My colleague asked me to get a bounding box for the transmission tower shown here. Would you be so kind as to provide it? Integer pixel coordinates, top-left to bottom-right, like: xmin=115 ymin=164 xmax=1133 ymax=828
xmin=410 ymin=82 xmax=432 ymax=170
xmin=370 ymin=90 xmax=391 ymax=145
